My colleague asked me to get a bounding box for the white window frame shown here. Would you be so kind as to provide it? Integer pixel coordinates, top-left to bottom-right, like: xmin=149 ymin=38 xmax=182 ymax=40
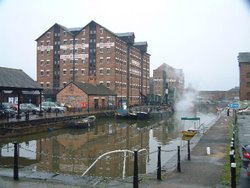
xmin=99 ymin=68 xmax=104 ymax=75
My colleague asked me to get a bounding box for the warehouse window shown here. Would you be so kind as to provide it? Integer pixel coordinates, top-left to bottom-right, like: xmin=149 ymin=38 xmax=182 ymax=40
xmin=100 ymin=28 xmax=104 ymax=35
xmin=247 ymin=72 xmax=250 ymax=78
xmin=107 ymin=68 xmax=111 ymax=75
xmin=99 ymin=68 xmax=103 ymax=75
xmin=106 ymin=81 xmax=111 ymax=88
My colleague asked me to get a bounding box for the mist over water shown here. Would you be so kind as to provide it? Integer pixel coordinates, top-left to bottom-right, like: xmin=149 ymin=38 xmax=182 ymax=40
xmin=174 ymin=89 xmax=199 ymax=119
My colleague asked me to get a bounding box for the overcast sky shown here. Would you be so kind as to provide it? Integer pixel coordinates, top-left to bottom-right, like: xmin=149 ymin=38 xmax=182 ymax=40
xmin=0 ymin=0 xmax=250 ymax=91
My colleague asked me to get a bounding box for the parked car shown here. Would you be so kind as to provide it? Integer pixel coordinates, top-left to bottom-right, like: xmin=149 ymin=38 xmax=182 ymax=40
xmin=247 ymin=162 xmax=250 ymax=178
xmin=0 ymin=103 xmax=17 ymax=118
xmin=20 ymin=103 xmax=44 ymax=114
xmin=61 ymin=103 xmax=72 ymax=111
xmin=241 ymin=143 xmax=250 ymax=168
xmin=2 ymin=102 xmax=18 ymax=111
xmin=237 ymin=107 xmax=250 ymax=115
xmin=41 ymin=102 xmax=65 ymax=113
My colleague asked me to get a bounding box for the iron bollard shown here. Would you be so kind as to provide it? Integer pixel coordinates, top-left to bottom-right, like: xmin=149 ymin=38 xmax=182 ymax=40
xmin=6 ymin=112 xmax=9 ymax=122
xmin=231 ymin=163 xmax=236 ymax=188
xmin=230 ymin=150 xmax=235 ymax=163
xmin=157 ymin=146 xmax=161 ymax=180
xmin=177 ymin=146 xmax=181 ymax=172
xmin=39 ymin=111 xmax=43 ymax=117
xmin=25 ymin=112 xmax=29 ymax=121
xmin=133 ymin=150 xmax=138 ymax=188
xmin=187 ymin=140 xmax=191 ymax=160
xmin=230 ymin=140 xmax=234 ymax=151
xmin=231 ymin=137 xmax=235 ymax=150
xmin=13 ymin=142 xmax=19 ymax=180
xmin=232 ymin=130 xmax=235 ymax=138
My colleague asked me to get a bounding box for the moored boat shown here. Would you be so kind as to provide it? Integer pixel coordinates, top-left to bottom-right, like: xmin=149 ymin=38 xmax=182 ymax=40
xmin=130 ymin=106 xmax=152 ymax=119
xmin=68 ymin=115 xmax=96 ymax=128
xmin=181 ymin=129 xmax=197 ymax=137
xmin=116 ymin=108 xmax=138 ymax=119
xmin=136 ymin=111 xmax=150 ymax=119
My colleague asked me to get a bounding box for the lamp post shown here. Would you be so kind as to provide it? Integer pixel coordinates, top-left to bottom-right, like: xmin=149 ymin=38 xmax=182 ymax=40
xmin=121 ymin=60 xmax=122 ymax=107
xmin=72 ymin=36 xmax=76 ymax=82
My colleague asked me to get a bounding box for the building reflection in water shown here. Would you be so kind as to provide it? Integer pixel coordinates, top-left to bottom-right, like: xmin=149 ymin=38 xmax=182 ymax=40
xmin=36 ymin=121 xmax=151 ymax=177
xmin=0 ymin=116 xmax=181 ymax=178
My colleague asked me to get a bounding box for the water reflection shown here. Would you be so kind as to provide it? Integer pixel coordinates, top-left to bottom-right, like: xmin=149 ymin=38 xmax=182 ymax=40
xmin=0 ymin=112 xmax=216 ymax=178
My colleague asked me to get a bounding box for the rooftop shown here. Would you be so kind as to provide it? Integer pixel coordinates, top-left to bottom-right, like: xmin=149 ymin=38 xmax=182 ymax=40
xmin=0 ymin=67 xmax=42 ymax=91
xmin=238 ymin=52 xmax=250 ymax=63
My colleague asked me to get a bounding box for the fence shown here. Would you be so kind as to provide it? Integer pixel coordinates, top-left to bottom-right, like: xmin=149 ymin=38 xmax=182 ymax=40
xmin=1 ymin=137 xmax=197 ymax=187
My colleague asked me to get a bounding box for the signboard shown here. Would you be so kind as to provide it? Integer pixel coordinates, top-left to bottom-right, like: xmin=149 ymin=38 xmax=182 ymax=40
xmin=229 ymin=103 xmax=240 ymax=109
xmin=181 ymin=117 xmax=200 ymax=121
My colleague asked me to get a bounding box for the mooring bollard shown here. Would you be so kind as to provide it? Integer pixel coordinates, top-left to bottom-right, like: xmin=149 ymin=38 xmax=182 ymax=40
xmin=231 ymin=162 xmax=236 ymax=188
xmin=231 ymin=137 xmax=235 ymax=150
xmin=25 ymin=112 xmax=29 ymax=121
xmin=177 ymin=146 xmax=181 ymax=172
xmin=133 ymin=150 xmax=138 ymax=188
xmin=206 ymin=147 xmax=211 ymax=155
xmin=187 ymin=140 xmax=191 ymax=160
xmin=230 ymin=140 xmax=234 ymax=151
xmin=13 ymin=142 xmax=19 ymax=180
xmin=157 ymin=146 xmax=161 ymax=180
xmin=230 ymin=150 xmax=235 ymax=163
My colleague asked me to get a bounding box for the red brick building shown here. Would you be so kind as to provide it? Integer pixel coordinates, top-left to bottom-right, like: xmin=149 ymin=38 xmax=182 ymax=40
xmin=36 ymin=20 xmax=150 ymax=106
xmin=56 ymin=82 xmax=116 ymax=109
xmin=151 ymin=63 xmax=184 ymax=104
xmin=238 ymin=52 xmax=250 ymax=100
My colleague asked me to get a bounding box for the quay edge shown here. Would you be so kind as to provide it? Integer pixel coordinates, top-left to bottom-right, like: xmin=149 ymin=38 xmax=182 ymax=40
xmin=0 ymin=110 xmax=116 ymax=138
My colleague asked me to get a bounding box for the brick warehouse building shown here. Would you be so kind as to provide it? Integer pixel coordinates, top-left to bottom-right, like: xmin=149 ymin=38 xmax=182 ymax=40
xmin=238 ymin=52 xmax=250 ymax=100
xmin=36 ymin=20 xmax=150 ymax=106
xmin=149 ymin=63 xmax=184 ymax=105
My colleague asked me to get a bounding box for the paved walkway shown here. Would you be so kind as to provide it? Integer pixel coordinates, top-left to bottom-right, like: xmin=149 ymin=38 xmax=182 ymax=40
xmin=140 ymin=113 xmax=229 ymax=188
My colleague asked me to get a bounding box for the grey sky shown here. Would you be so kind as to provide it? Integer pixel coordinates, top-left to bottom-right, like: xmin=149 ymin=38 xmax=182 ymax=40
xmin=0 ymin=0 xmax=250 ymax=91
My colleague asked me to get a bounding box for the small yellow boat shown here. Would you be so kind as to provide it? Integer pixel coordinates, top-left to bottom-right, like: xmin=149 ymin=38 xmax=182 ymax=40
xmin=181 ymin=130 xmax=197 ymax=137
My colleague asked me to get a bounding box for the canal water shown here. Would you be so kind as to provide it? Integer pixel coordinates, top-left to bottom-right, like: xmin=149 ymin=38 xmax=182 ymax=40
xmin=0 ymin=111 xmax=217 ymax=179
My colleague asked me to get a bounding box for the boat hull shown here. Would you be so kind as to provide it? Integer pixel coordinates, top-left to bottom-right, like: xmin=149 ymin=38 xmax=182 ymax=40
xmin=136 ymin=112 xmax=150 ymax=119
xmin=181 ymin=130 xmax=197 ymax=137
xmin=68 ymin=116 xmax=96 ymax=129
